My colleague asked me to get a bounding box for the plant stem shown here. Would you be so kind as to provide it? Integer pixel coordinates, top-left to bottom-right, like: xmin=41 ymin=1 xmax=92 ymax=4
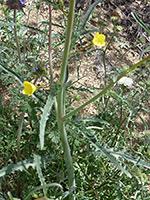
xmin=63 ymin=54 xmax=150 ymax=120
xmin=57 ymin=0 xmax=76 ymax=199
xmin=17 ymin=110 xmax=25 ymax=161
xmin=49 ymin=4 xmax=53 ymax=83
xmin=57 ymin=87 xmax=75 ymax=200
xmin=14 ymin=9 xmax=22 ymax=63
xmin=103 ymin=27 xmax=116 ymax=86
xmin=59 ymin=0 xmax=75 ymax=84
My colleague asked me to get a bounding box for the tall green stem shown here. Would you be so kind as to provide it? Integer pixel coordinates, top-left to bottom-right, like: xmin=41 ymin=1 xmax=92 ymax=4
xmin=14 ymin=9 xmax=22 ymax=63
xmin=59 ymin=0 xmax=75 ymax=84
xmin=57 ymin=0 xmax=75 ymax=199
xmin=48 ymin=4 xmax=53 ymax=83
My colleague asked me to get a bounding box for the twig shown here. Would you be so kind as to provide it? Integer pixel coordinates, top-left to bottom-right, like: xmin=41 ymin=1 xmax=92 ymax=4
xmin=77 ymin=162 xmax=101 ymax=200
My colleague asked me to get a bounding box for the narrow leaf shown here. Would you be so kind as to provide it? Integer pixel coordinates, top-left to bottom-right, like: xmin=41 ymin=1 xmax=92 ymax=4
xmin=140 ymin=46 xmax=150 ymax=59
xmin=21 ymin=23 xmax=45 ymax=33
xmin=0 ymin=156 xmax=51 ymax=177
xmin=80 ymin=0 xmax=103 ymax=30
xmin=0 ymin=159 xmax=36 ymax=177
xmin=95 ymin=144 xmax=132 ymax=178
xmin=40 ymin=92 xmax=54 ymax=150
xmin=7 ymin=192 xmax=21 ymax=200
xmin=0 ymin=21 xmax=45 ymax=33
xmin=110 ymin=149 xmax=150 ymax=168
xmin=34 ymin=154 xmax=47 ymax=196
xmin=131 ymin=12 xmax=150 ymax=36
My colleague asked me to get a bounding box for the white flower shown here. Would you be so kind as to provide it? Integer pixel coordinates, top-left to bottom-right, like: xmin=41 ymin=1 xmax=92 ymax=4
xmin=118 ymin=77 xmax=133 ymax=87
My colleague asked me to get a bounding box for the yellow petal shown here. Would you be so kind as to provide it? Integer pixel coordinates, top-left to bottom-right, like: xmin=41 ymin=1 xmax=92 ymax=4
xmin=93 ymin=32 xmax=106 ymax=47
xmin=22 ymin=81 xmax=37 ymax=96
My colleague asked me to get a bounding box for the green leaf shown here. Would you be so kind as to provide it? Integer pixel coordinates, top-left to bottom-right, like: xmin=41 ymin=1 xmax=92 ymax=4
xmin=0 ymin=158 xmax=36 ymax=177
xmin=131 ymin=12 xmax=150 ymax=36
xmin=80 ymin=117 xmax=110 ymax=125
xmin=110 ymin=149 xmax=150 ymax=168
xmin=34 ymin=154 xmax=47 ymax=196
xmin=80 ymin=0 xmax=103 ymax=30
xmin=0 ymin=156 xmax=51 ymax=177
xmin=82 ymin=131 xmax=132 ymax=178
xmin=0 ymin=21 xmax=20 ymax=27
xmin=21 ymin=23 xmax=45 ymax=34
xmin=39 ymin=92 xmax=54 ymax=150
xmin=140 ymin=46 xmax=150 ymax=59
xmin=81 ymin=29 xmax=99 ymax=36
xmin=96 ymin=144 xmax=132 ymax=178
xmin=39 ymin=20 xmax=65 ymax=29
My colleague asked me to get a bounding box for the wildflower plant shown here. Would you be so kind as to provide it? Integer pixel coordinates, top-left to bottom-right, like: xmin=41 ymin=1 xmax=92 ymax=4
xmin=0 ymin=0 xmax=150 ymax=200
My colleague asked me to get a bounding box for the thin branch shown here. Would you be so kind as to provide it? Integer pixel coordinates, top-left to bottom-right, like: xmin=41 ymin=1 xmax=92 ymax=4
xmin=77 ymin=162 xmax=101 ymax=200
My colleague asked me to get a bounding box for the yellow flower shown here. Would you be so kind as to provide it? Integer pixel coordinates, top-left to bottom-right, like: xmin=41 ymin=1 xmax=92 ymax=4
xmin=93 ymin=32 xmax=106 ymax=47
xmin=22 ymin=81 xmax=37 ymax=96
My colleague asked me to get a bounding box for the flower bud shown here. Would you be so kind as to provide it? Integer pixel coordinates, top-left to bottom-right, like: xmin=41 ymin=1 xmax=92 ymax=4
xmin=59 ymin=0 xmax=63 ymax=6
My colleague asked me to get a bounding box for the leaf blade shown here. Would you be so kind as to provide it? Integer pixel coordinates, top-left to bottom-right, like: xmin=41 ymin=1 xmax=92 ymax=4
xmin=39 ymin=92 xmax=54 ymax=150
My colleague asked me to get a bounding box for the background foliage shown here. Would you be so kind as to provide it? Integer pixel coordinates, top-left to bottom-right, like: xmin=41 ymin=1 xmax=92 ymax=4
xmin=0 ymin=0 xmax=150 ymax=199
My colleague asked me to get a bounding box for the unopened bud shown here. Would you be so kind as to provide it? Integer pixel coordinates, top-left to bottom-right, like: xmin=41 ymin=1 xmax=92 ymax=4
xmin=117 ymin=25 xmax=123 ymax=31
xmin=59 ymin=0 xmax=63 ymax=6
xmin=111 ymin=16 xmax=119 ymax=24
